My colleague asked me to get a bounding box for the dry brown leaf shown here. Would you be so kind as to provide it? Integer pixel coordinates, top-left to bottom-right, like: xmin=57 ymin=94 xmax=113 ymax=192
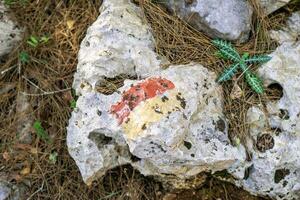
xmin=14 ymin=143 xmax=32 ymax=150
xmin=20 ymin=166 xmax=31 ymax=176
xmin=163 ymin=193 xmax=177 ymax=200
xmin=2 ymin=151 xmax=10 ymax=161
xmin=230 ymin=82 xmax=243 ymax=100
xmin=63 ymin=91 xmax=73 ymax=102
xmin=30 ymin=147 xmax=38 ymax=155
xmin=12 ymin=173 xmax=22 ymax=182
xmin=67 ymin=20 xmax=75 ymax=30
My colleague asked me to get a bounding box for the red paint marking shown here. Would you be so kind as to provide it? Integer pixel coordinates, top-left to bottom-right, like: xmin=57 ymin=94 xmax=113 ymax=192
xmin=110 ymin=77 xmax=175 ymax=124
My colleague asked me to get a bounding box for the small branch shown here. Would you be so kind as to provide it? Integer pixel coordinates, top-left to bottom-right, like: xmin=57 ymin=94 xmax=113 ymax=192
xmin=22 ymin=75 xmax=46 ymax=93
xmin=26 ymin=181 xmax=44 ymax=200
xmin=0 ymin=65 xmax=17 ymax=75
xmin=20 ymin=87 xmax=71 ymax=96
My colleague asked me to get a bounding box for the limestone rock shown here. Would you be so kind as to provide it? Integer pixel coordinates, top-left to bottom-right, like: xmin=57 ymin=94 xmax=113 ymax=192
xmin=259 ymin=0 xmax=291 ymax=15
xmin=0 ymin=179 xmax=25 ymax=200
xmin=237 ymin=12 xmax=300 ymax=200
xmin=162 ymin=0 xmax=253 ymax=43
xmin=67 ymin=0 xmax=245 ymax=188
xmin=270 ymin=11 xmax=300 ymax=44
xmin=0 ymin=1 xmax=23 ymax=58
xmin=67 ymin=63 xmax=246 ymax=187
xmin=73 ymin=0 xmax=164 ymax=96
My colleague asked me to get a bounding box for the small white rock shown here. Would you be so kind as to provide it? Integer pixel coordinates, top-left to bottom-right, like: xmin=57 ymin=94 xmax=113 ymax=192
xmin=0 ymin=1 xmax=23 ymax=58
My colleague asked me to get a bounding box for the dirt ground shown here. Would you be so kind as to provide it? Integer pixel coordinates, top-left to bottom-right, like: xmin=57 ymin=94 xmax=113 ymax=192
xmin=0 ymin=0 xmax=299 ymax=199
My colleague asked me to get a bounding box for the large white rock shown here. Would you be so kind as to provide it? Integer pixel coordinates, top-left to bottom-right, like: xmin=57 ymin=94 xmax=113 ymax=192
xmin=161 ymin=0 xmax=253 ymax=43
xmin=73 ymin=0 xmax=163 ymax=96
xmin=67 ymin=0 xmax=246 ymax=188
xmin=0 ymin=1 xmax=23 ymax=58
xmin=236 ymin=12 xmax=300 ymax=200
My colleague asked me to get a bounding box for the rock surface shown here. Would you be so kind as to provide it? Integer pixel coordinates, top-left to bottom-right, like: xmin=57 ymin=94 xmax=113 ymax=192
xmin=0 ymin=1 xmax=23 ymax=58
xmin=73 ymin=0 xmax=163 ymax=96
xmin=235 ymin=12 xmax=300 ymax=200
xmin=0 ymin=179 xmax=25 ymax=200
xmin=259 ymin=0 xmax=291 ymax=15
xmin=161 ymin=0 xmax=253 ymax=43
xmin=67 ymin=0 xmax=245 ymax=188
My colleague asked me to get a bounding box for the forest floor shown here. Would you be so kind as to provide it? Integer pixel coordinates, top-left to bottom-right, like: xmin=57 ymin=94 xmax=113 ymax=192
xmin=1 ymin=0 xmax=299 ymax=199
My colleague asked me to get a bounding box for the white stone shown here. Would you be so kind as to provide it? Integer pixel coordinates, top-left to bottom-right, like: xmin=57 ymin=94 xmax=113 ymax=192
xmin=67 ymin=0 xmax=246 ymax=188
xmin=161 ymin=0 xmax=253 ymax=42
xmin=73 ymin=0 xmax=164 ymax=96
xmin=0 ymin=1 xmax=23 ymax=57
xmin=237 ymin=12 xmax=300 ymax=200
xmin=259 ymin=0 xmax=291 ymax=15
xmin=270 ymin=11 xmax=300 ymax=44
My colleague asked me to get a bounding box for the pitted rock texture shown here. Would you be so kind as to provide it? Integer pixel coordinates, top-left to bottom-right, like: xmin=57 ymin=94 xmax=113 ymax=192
xmin=0 ymin=1 xmax=23 ymax=58
xmin=236 ymin=12 xmax=300 ymax=200
xmin=67 ymin=0 xmax=245 ymax=188
xmin=67 ymin=63 xmax=246 ymax=187
xmin=73 ymin=0 xmax=164 ymax=96
xmin=259 ymin=0 xmax=291 ymax=15
xmin=0 ymin=178 xmax=25 ymax=200
xmin=161 ymin=0 xmax=253 ymax=43
xmin=270 ymin=11 xmax=300 ymax=44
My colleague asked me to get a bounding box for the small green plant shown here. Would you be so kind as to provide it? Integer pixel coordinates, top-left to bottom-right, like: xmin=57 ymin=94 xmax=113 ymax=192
xmin=70 ymin=99 xmax=76 ymax=109
xmin=4 ymin=0 xmax=28 ymax=6
xmin=19 ymin=51 xmax=30 ymax=63
xmin=212 ymin=39 xmax=271 ymax=94
xmin=33 ymin=120 xmax=52 ymax=143
xmin=27 ymin=35 xmax=50 ymax=48
xmin=49 ymin=151 xmax=58 ymax=164
xmin=27 ymin=36 xmax=39 ymax=47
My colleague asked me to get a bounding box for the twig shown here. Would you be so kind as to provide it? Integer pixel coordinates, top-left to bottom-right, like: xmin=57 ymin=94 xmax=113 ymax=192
xmin=0 ymin=65 xmax=17 ymax=75
xmin=26 ymin=181 xmax=44 ymax=200
xmin=22 ymin=75 xmax=46 ymax=93
xmin=20 ymin=87 xmax=71 ymax=96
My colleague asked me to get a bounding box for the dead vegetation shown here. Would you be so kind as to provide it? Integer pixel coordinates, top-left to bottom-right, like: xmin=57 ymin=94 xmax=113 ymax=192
xmin=138 ymin=0 xmax=298 ymax=146
xmin=0 ymin=0 xmax=299 ymax=199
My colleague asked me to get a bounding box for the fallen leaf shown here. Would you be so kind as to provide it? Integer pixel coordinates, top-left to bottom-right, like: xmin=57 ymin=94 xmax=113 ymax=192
xmin=14 ymin=143 xmax=32 ymax=150
xmin=30 ymin=147 xmax=38 ymax=155
xmin=67 ymin=20 xmax=75 ymax=30
xmin=12 ymin=173 xmax=22 ymax=182
xmin=2 ymin=151 xmax=10 ymax=161
xmin=163 ymin=193 xmax=177 ymax=200
xmin=230 ymin=82 xmax=243 ymax=100
xmin=20 ymin=166 xmax=31 ymax=175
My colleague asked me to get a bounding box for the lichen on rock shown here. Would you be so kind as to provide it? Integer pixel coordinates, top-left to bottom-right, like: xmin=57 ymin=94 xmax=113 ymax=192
xmin=0 ymin=1 xmax=23 ymax=58
xmin=160 ymin=0 xmax=253 ymax=43
xmin=67 ymin=0 xmax=245 ymax=188
xmin=236 ymin=11 xmax=300 ymax=200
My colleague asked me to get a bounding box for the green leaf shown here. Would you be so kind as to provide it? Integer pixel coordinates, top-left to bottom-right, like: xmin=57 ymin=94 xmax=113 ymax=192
xmin=33 ymin=120 xmax=51 ymax=143
xmin=218 ymin=48 xmax=240 ymax=62
xmin=70 ymin=99 xmax=76 ymax=109
xmin=245 ymin=55 xmax=272 ymax=64
xmin=27 ymin=36 xmax=39 ymax=47
xmin=19 ymin=51 xmax=30 ymax=63
xmin=40 ymin=36 xmax=50 ymax=44
xmin=217 ymin=63 xmax=240 ymax=82
xmin=245 ymin=72 xmax=264 ymax=94
xmin=4 ymin=0 xmax=28 ymax=6
xmin=49 ymin=151 xmax=58 ymax=164
xmin=212 ymin=39 xmax=240 ymax=62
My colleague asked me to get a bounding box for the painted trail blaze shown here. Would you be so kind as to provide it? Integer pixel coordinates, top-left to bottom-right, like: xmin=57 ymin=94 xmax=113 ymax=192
xmin=110 ymin=77 xmax=175 ymax=124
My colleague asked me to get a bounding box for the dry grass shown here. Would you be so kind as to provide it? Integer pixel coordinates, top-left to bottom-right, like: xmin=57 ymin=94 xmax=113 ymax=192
xmin=0 ymin=1 xmax=159 ymax=199
xmin=0 ymin=0 xmax=299 ymax=199
xmin=139 ymin=0 xmax=297 ymax=147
